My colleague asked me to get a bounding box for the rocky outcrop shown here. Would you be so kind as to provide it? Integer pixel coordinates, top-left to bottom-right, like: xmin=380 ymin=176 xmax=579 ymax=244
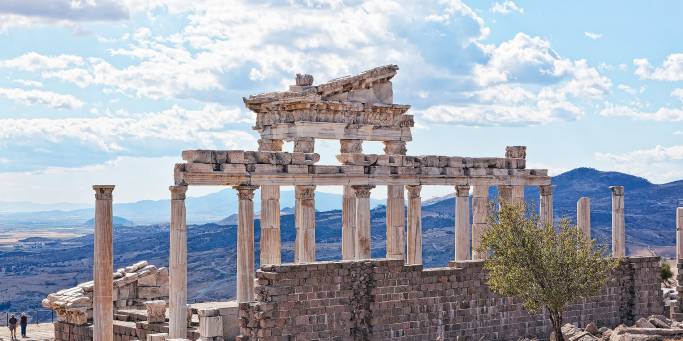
xmin=559 ymin=315 xmax=683 ymax=341
xmin=42 ymin=261 xmax=168 ymax=325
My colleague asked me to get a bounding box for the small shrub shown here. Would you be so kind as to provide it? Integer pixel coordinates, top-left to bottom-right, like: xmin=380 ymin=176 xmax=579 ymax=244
xmin=661 ymin=262 xmax=673 ymax=282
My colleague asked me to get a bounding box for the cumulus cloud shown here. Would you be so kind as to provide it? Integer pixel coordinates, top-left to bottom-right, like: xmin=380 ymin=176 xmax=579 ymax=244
xmin=672 ymin=88 xmax=683 ymax=101
xmin=490 ymin=0 xmax=523 ymax=15
xmin=618 ymin=84 xmax=637 ymax=95
xmin=0 ymin=104 xmax=256 ymax=171
xmin=0 ymin=87 xmax=83 ymax=109
xmin=584 ymin=32 xmax=602 ymax=40
xmin=599 ymin=104 xmax=683 ymax=121
xmin=0 ymin=0 xmax=129 ymax=21
xmin=595 ymin=145 xmax=683 ymax=183
xmin=634 ymin=54 xmax=683 ymax=81
xmin=0 ymin=52 xmax=83 ymax=72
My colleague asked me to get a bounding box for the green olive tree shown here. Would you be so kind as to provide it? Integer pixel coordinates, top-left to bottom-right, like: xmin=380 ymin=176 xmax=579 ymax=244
xmin=478 ymin=202 xmax=619 ymax=340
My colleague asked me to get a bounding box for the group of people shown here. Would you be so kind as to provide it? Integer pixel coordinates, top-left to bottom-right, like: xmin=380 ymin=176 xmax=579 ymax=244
xmin=7 ymin=313 xmax=28 ymax=340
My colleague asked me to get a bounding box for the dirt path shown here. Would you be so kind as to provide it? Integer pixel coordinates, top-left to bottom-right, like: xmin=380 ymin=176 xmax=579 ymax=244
xmin=0 ymin=323 xmax=54 ymax=341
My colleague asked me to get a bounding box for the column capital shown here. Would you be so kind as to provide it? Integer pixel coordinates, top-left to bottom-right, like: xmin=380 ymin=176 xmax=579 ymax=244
xmin=472 ymin=184 xmax=489 ymax=198
xmin=383 ymin=140 xmax=407 ymax=155
xmin=93 ymin=185 xmax=115 ymax=200
xmin=455 ymin=185 xmax=470 ymax=197
xmin=539 ymin=184 xmax=553 ymax=196
xmin=406 ymin=185 xmax=422 ymax=198
xmin=610 ymin=186 xmax=624 ymax=196
xmin=295 ymin=185 xmax=316 ymax=200
xmin=234 ymin=185 xmax=258 ymax=200
xmin=352 ymin=185 xmax=375 ymax=198
xmin=340 ymin=139 xmax=363 ymax=153
xmin=505 ymin=146 xmax=526 ymax=159
xmin=257 ymin=139 xmax=283 ymax=152
xmin=169 ymin=185 xmax=188 ymax=200
xmin=293 ymin=137 xmax=315 ymax=153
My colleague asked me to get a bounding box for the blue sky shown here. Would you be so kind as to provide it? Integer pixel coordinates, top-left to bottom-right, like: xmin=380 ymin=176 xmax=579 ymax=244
xmin=0 ymin=0 xmax=682 ymax=204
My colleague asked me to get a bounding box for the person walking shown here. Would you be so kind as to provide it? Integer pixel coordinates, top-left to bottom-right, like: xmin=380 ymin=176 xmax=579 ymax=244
xmin=7 ymin=314 xmax=17 ymax=340
xmin=19 ymin=313 xmax=28 ymax=338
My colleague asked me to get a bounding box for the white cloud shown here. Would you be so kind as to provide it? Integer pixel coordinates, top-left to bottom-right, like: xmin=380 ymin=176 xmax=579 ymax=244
xmin=0 ymin=0 xmax=128 ymax=30
xmin=599 ymin=104 xmax=683 ymax=121
xmin=13 ymin=79 xmax=43 ymax=88
xmin=634 ymin=54 xmax=683 ymax=81
xmin=595 ymin=145 xmax=683 ymax=183
xmin=618 ymin=84 xmax=637 ymax=95
xmin=584 ymin=32 xmax=602 ymax=40
xmin=596 ymin=145 xmax=683 ymax=163
xmin=490 ymin=0 xmax=523 ymax=15
xmin=0 ymin=87 xmax=83 ymax=109
xmin=0 ymin=52 xmax=83 ymax=72
xmin=672 ymin=88 xmax=683 ymax=101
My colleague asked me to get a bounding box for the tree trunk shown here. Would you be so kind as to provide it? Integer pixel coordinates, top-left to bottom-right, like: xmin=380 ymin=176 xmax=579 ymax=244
xmin=549 ymin=309 xmax=563 ymax=341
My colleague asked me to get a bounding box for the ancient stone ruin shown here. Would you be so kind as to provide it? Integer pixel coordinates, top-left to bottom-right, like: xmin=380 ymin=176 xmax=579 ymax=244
xmin=43 ymin=65 xmax=683 ymax=340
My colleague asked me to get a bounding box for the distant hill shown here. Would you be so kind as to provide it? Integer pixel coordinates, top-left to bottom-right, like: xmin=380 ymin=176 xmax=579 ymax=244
xmin=83 ymin=216 xmax=135 ymax=227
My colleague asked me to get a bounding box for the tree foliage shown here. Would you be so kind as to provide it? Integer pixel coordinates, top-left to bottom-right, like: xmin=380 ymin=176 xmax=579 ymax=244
xmin=478 ymin=202 xmax=619 ymax=339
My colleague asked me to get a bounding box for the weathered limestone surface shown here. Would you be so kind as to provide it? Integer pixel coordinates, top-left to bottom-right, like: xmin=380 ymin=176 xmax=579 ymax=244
xmin=341 ymin=185 xmax=356 ymax=261
xmin=235 ymin=185 xmax=258 ymax=303
xmin=385 ymin=185 xmax=405 ymax=260
xmin=260 ymin=185 xmax=281 ymax=265
xmin=455 ymin=185 xmax=471 ymax=261
xmin=578 ymin=197 xmax=591 ymax=238
xmin=144 ymin=300 xmax=166 ymax=323
xmin=93 ymin=185 xmax=114 ymax=341
xmin=406 ymin=185 xmax=422 ymax=265
xmin=471 ymin=184 xmax=489 ymax=260
xmin=678 ymin=207 xmax=683 ymax=260
xmin=294 ymin=185 xmax=316 ymax=263
xmin=240 ymin=257 xmax=662 ymax=340
xmin=611 ymin=186 xmax=625 ymax=257
xmin=168 ymin=185 xmax=188 ymax=339
xmin=353 ymin=185 xmax=374 ymax=260
xmin=498 ymin=185 xmax=512 ymax=204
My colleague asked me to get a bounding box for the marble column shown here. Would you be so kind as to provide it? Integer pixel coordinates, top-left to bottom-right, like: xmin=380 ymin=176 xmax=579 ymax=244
xmin=455 ymin=185 xmax=471 ymax=261
xmin=93 ymin=185 xmax=114 ymax=341
xmin=260 ymin=185 xmax=281 ymax=265
xmin=498 ymin=185 xmax=512 ymax=206
xmin=353 ymin=185 xmax=375 ymax=260
xmin=677 ymin=207 xmax=683 ymax=260
xmin=341 ymin=186 xmax=356 ymax=261
xmin=577 ymin=197 xmax=591 ymax=239
xmin=511 ymin=185 xmax=525 ymax=205
xmin=471 ymin=184 xmax=489 ymax=260
xmin=168 ymin=185 xmax=188 ymax=339
xmin=610 ymin=186 xmax=625 ymax=257
xmin=406 ymin=185 xmax=422 ymax=265
xmin=295 ymin=185 xmax=316 ymax=263
xmin=234 ymin=185 xmax=258 ymax=303
xmin=386 ymin=185 xmax=405 ymax=260
xmin=258 ymin=139 xmax=283 ymax=266
xmin=539 ymin=185 xmax=553 ymax=226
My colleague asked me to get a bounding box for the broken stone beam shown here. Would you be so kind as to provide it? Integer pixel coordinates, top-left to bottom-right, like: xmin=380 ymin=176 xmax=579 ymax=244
xmin=610 ymin=186 xmax=625 ymax=257
xmin=93 ymin=185 xmax=114 ymax=341
xmin=539 ymin=185 xmax=553 ymax=226
xmin=455 ymin=185 xmax=471 ymax=261
xmin=341 ymin=186 xmax=356 ymax=261
xmin=295 ymin=185 xmax=316 ymax=263
xmin=353 ymin=185 xmax=375 ymax=260
xmin=471 ymin=184 xmax=489 ymax=260
xmin=577 ymin=197 xmax=591 ymax=239
xmin=168 ymin=185 xmax=188 ymax=339
xmin=406 ymin=185 xmax=422 ymax=265
xmin=234 ymin=185 xmax=258 ymax=303
xmin=386 ymin=185 xmax=405 ymax=260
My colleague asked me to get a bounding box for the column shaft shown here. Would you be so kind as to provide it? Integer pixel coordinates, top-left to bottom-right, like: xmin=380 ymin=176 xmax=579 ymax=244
xmin=235 ymin=185 xmax=257 ymax=303
xmin=353 ymin=185 xmax=375 ymax=260
xmin=260 ymin=185 xmax=281 ymax=265
xmin=386 ymin=185 xmax=405 ymax=260
xmin=93 ymin=185 xmax=114 ymax=341
xmin=511 ymin=185 xmax=525 ymax=205
xmin=471 ymin=185 xmax=489 ymax=260
xmin=455 ymin=185 xmax=471 ymax=261
xmin=577 ymin=197 xmax=591 ymax=239
xmin=295 ymin=185 xmax=316 ymax=263
xmin=498 ymin=185 xmax=512 ymax=206
xmin=539 ymin=185 xmax=553 ymax=226
xmin=341 ymin=186 xmax=356 ymax=260
xmin=406 ymin=185 xmax=422 ymax=265
xmin=611 ymin=186 xmax=625 ymax=257
xmin=168 ymin=185 xmax=188 ymax=338
xmin=677 ymin=207 xmax=683 ymax=260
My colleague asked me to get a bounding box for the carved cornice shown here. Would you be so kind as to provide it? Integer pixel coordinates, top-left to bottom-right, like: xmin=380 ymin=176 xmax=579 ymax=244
xmin=169 ymin=185 xmax=188 ymax=200
xmin=610 ymin=186 xmax=624 ymax=196
xmin=539 ymin=184 xmax=553 ymax=196
xmin=352 ymin=185 xmax=375 ymax=198
xmin=455 ymin=185 xmax=470 ymax=197
xmin=295 ymin=185 xmax=316 ymax=200
xmin=234 ymin=185 xmax=259 ymax=200
xmin=405 ymin=185 xmax=422 ymax=199
xmin=93 ymin=185 xmax=114 ymax=200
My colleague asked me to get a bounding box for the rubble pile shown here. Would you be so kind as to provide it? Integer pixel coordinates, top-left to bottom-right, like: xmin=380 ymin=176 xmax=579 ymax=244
xmin=559 ymin=315 xmax=683 ymax=341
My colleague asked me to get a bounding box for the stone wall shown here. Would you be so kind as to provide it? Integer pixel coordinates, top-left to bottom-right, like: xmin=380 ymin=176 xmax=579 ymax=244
xmin=238 ymin=257 xmax=662 ymax=341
